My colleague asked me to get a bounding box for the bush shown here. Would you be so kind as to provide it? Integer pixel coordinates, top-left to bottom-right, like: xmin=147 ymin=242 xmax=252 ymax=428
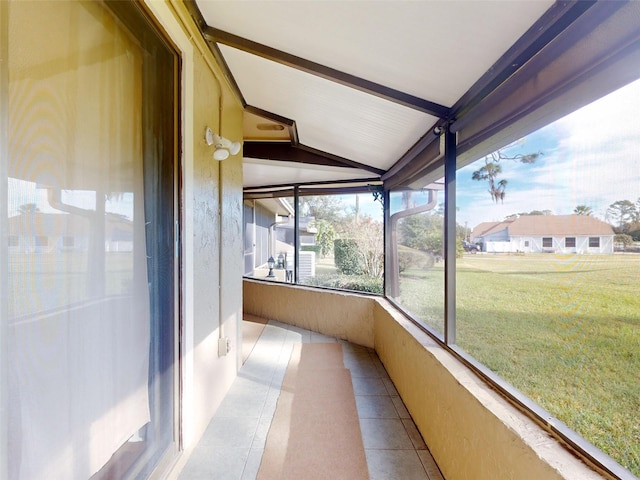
xmin=398 ymin=247 xmax=435 ymax=273
xmin=303 ymin=274 xmax=383 ymax=294
xmin=301 ymin=245 xmax=321 ymax=255
xmin=334 ymin=239 xmax=364 ymax=275
xmin=628 ymin=229 xmax=640 ymax=242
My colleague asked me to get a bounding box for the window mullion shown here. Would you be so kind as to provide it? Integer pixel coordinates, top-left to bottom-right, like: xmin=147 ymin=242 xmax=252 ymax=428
xmin=294 ymin=186 xmax=300 ymax=284
xmin=444 ymin=127 xmax=457 ymax=345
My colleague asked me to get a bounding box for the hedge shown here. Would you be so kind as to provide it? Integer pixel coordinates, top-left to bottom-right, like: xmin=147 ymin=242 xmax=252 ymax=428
xmin=334 ymin=239 xmax=364 ymax=275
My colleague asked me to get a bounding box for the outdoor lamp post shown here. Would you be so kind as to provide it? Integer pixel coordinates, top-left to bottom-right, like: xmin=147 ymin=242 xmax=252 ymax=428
xmin=267 ymin=256 xmax=275 ymax=278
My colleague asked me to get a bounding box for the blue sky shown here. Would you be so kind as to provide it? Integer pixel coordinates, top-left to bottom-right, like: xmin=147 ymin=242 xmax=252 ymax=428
xmin=456 ymin=78 xmax=640 ymax=228
xmin=354 ymin=78 xmax=640 ymax=228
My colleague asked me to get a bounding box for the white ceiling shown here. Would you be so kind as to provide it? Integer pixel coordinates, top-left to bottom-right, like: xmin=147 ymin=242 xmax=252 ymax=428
xmin=243 ymin=158 xmax=376 ymax=189
xmin=194 ymin=0 xmax=555 ymax=189
xmin=219 ymin=45 xmax=434 ymax=169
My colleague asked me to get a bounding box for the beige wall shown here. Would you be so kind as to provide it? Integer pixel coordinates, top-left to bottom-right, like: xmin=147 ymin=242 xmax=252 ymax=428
xmin=243 ymin=279 xmax=607 ymax=480
xmin=144 ymin=0 xmax=244 ymax=469
xmin=143 ymin=1 xmax=607 ymax=477
xmin=372 ymin=299 xmax=606 ymax=480
xmin=243 ymin=279 xmax=375 ymax=348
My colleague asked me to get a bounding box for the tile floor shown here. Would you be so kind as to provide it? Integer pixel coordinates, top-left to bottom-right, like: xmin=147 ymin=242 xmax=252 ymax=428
xmin=179 ymin=320 xmax=444 ymax=480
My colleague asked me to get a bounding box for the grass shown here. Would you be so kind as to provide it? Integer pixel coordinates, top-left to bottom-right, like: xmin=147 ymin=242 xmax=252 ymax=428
xmin=9 ymin=251 xmax=134 ymax=317
xmin=398 ymin=253 xmax=640 ymax=476
xmin=314 ymin=255 xmax=338 ymax=276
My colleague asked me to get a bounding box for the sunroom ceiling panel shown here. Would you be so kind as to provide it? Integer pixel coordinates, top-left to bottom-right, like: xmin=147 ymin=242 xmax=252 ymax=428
xmin=200 ymin=1 xmax=554 ymax=106
xmin=219 ymin=45 xmax=435 ymax=171
xmin=243 ymin=158 xmax=377 ymax=189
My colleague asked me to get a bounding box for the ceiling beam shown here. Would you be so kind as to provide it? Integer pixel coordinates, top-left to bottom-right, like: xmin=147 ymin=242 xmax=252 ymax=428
xmin=450 ymin=1 xmax=596 ymax=122
xmin=244 ymin=177 xmax=382 ymax=196
xmin=243 ymin=142 xmax=385 ymax=176
xmin=385 ymin=1 xmax=597 ymax=189
xmin=183 ymin=0 xmax=247 ymax=106
xmin=204 ymin=27 xmax=451 ymax=119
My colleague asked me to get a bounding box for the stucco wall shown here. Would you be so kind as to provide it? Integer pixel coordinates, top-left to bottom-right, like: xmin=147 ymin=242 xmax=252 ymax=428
xmin=243 ymin=280 xmax=606 ymax=480
xmin=144 ymin=0 xmax=244 ymax=462
xmin=243 ymin=279 xmax=375 ymax=348
xmin=144 ymin=1 xmax=607 ymax=477
xmin=372 ymin=298 xmax=605 ymax=480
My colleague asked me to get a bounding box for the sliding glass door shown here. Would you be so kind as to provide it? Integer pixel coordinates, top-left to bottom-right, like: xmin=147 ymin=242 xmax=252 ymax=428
xmin=3 ymin=1 xmax=178 ymax=478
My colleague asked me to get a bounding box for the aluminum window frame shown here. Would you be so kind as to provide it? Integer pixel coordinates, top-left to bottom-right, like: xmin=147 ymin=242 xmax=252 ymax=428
xmin=239 ymin=2 xmax=640 ymax=476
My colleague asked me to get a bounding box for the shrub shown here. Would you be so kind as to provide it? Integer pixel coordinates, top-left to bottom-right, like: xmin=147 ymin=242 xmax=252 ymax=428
xmin=614 ymin=233 xmax=633 ymax=250
xmin=398 ymin=247 xmax=435 ymax=273
xmin=628 ymin=229 xmax=640 ymax=242
xmin=334 ymin=239 xmax=364 ymax=275
xmin=303 ymin=274 xmax=383 ymax=294
xmin=301 ymin=245 xmax=321 ymax=255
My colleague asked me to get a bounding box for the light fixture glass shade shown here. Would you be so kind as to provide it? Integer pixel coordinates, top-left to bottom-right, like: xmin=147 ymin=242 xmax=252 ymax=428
xmin=205 ymin=127 xmax=215 ymax=146
xmin=228 ymin=141 xmax=241 ymax=155
xmin=213 ymin=148 xmax=229 ymax=161
xmin=205 ymin=127 xmax=241 ymax=159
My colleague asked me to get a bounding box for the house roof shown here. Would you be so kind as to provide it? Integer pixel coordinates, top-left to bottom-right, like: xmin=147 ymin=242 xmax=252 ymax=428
xmin=472 ymin=220 xmax=514 ymax=239
xmin=473 ymin=215 xmax=614 ymax=239
xmin=186 ymin=1 xmax=637 ymax=193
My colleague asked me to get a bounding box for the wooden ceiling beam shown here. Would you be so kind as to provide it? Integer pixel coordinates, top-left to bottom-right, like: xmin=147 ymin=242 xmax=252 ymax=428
xmin=204 ymin=27 xmax=451 ymax=119
xmin=243 ymin=142 xmax=385 ymax=176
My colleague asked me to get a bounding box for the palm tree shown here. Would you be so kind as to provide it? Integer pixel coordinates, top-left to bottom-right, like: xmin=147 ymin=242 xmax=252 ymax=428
xmin=472 ymin=159 xmax=508 ymax=203
xmin=471 ymin=149 xmax=541 ymax=204
xmin=573 ymin=205 xmax=593 ymax=216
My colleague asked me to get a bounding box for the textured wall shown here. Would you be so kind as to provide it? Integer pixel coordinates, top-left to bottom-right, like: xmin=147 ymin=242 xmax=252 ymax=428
xmin=243 ymin=280 xmax=605 ymax=479
xmin=372 ymin=299 xmax=605 ymax=480
xmin=243 ymin=279 xmax=375 ymax=348
xmin=145 ymin=0 xmax=244 ymax=455
xmin=189 ymin=47 xmax=244 ymax=441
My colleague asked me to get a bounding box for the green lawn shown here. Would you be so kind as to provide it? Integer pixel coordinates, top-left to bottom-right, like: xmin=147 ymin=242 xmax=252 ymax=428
xmin=9 ymin=251 xmax=134 ymax=317
xmin=314 ymin=255 xmax=338 ymax=275
xmin=399 ymin=253 xmax=640 ymax=476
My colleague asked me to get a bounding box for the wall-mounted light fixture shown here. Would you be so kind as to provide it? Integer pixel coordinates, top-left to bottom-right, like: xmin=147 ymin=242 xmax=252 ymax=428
xmin=205 ymin=127 xmax=242 ymax=161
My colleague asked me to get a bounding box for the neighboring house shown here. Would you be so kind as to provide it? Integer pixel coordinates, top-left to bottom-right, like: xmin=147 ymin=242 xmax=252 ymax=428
xmin=7 ymin=212 xmax=133 ymax=253
xmin=472 ymin=214 xmax=615 ymax=254
xmin=244 ymin=197 xmax=317 ymax=278
xmin=275 ymin=216 xmax=317 ymax=247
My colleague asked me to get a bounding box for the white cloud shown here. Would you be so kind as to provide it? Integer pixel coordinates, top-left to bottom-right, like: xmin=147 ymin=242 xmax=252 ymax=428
xmin=458 ymin=79 xmax=640 ymax=228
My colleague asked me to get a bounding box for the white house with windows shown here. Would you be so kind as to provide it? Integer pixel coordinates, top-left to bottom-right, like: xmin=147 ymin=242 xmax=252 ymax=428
xmin=472 ymin=214 xmax=615 ymax=254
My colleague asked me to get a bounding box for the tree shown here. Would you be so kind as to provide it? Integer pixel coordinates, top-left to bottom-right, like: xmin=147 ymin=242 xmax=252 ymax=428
xmin=301 ymin=196 xmax=344 ymax=224
xmin=574 ymin=205 xmax=593 ymax=216
xmin=472 ymin=148 xmax=541 ymax=203
xmin=398 ymin=213 xmax=443 ymax=255
xmin=334 ymin=239 xmax=363 ymax=275
xmin=353 ymin=218 xmax=384 ymax=278
xmin=18 ymin=203 xmax=40 ymax=215
xmin=314 ymin=220 xmax=336 ymax=258
xmin=607 ymin=200 xmax=637 ymax=232
xmin=614 ymin=233 xmax=633 ymax=251
xmin=401 ymin=191 xmax=415 ymax=209
xmin=527 ymin=209 xmax=552 ymax=216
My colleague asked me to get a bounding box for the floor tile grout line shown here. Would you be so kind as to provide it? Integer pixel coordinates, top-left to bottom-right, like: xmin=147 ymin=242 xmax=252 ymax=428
xmin=193 ymin=319 xmax=441 ymax=480
xmin=242 ymin=322 xmax=291 ymax=455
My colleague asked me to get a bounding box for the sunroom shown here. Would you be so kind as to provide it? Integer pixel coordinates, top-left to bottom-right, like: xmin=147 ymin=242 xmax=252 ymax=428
xmin=2 ymin=1 xmax=639 ymax=479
